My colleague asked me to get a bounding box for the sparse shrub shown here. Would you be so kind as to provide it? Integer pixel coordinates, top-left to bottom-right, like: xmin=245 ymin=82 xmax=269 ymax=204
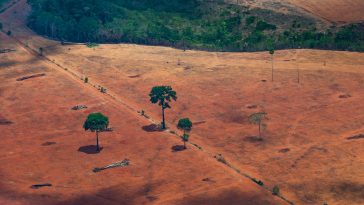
xmin=100 ymin=87 xmax=107 ymax=93
xmin=272 ymin=186 xmax=280 ymax=195
xmin=177 ymin=118 xmax=193 ymax=149
xmin=252 ymin=178 xmax=264 ymax=186
xmin=84 ymin=77 xmax=88 ymax=83
xmin=0 ymin=22 xmax=2 ymax=30
xmin=6 ymin=30 xmax=11 ymax=36
xmin=215 ymin=154 xmax=227 ymax=164
xmin=39 ymin=47 xmax=43 ymax=55
xmin=140 ymin=109 xmax=145 ymax=116
xmin=86 ymin=42 xmax=99 ymax=48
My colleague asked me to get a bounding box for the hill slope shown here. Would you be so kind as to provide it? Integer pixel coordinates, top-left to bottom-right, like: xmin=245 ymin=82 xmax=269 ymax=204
xmin=24 ymin=0 xmax=364 ymax=52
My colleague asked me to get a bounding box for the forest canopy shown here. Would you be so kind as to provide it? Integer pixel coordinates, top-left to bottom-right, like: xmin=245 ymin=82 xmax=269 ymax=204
xmin=27 ymin=0 xmax=364 ymax=52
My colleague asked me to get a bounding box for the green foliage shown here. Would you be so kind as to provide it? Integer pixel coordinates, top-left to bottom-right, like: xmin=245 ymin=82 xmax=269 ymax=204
xmin=39 ymin=47 xmax=43 ymax=55
xmin=177 ymin=118 xmax=192 ymax=132
xmin=182 ymin=133 xmax=189 ymax=142
xmin=249 ymin=112 xmax=267 ymax=125
xmin=272 ymin=186 xmax=280 ymax=195
xmin=83 ymin=112 xmax=109 ymax=132
xmin=149 ymin=85 xmax=177 ymax=129
xmin=246 ymin=16 xmax=255 ymax=26
xmin=149 ymin=86 xmax=177 ymax=109
xmin=256 ymin=20 xmax=276 ymax=31
xmin=27 ymin=0 xmax=364 ymax=52
xmin=86 ymin=42 xmax=99 ymax=48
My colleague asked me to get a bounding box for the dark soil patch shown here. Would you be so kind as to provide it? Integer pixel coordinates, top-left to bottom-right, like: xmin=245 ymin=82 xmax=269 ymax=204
xmin=78 ymin=145 xmax=103 ymax=154
xmin=246 ymin=104 xmax=257 ymax=109
xmin=193 ymin=121 xmax=206 ymax=125
xmin=142 ymin=124 xmax=162 ymax=132
xmin=171 ymin=145 xmax=186 ymax=152
xmin=128 ymin=74 xmax=141 ymax=78
xmin=30 ymin=183 xmax=52 ymax=189
xmin=339 ymin=94 xmax=351 ymax=99
xmin=347 ymin=134 xmax=364 ymax=140
xmin=146 ymin=196 xmax=158 ymax=201
xmin=0 ymin=118 xmax=13 ymax=125
xmin=41 ymin=142 xmax=56 ymax=146
xmin=202 ymin=177 xmax=216 ymax=183
xmin=279 ymin=148 xmax=290 ymax=153
xmin=244 ymin=136 xmax=263 ymax=143
xmin=16 ymin=73 xmax=46 ymax=81
xmin=71 ymin=105 xmax=87 ymax=110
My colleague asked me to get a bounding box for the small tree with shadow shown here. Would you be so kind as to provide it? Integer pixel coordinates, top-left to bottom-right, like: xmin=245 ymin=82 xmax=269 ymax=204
xmin=83 ymin=112 xmax=109 ymax=151
xmin=39 ymin=47 xmax=43 ymax=56
xmin=269 ymin=49 xmax=275 ymax=82
xmin=149 ymin=86 xmax=177 ymax=129
xmin=248 ymin=112 xmax=267 ymax=138
xmin=177 ymin=118 xmax=192 ymax=149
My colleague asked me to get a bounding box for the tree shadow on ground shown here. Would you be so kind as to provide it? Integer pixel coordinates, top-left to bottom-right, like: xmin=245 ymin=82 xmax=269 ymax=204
xmin=141 ymin=124 xmax=163 ymax=132
xmin=78 ymin=145 xmax=102 ymax=154
xmin=171 ymin=145 xmax=185 ymax=152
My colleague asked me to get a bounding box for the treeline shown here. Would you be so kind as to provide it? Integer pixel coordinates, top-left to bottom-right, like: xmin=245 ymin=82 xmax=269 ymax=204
xmin=27 ymin=0 xmax=364 ymax=52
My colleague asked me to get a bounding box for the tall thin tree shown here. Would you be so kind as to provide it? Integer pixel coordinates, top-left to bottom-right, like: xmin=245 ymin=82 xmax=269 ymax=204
xmin=269 ymin=49 xmax=275 ymax=82
xmin=149 ymin=86 xmax=177 ymax=129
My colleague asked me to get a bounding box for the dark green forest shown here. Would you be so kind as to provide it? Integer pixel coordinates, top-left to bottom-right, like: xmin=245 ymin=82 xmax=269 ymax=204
xmin=27 ymin=0 xmax=364 ymax=51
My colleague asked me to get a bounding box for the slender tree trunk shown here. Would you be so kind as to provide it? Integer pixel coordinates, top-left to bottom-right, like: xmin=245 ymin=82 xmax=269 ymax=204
xmin=271 ymin=54 xmax=274 ymax=82
xmin=96 ymin=131 xmax=100 ymax=151
xmin=162 ymin=108 xmax=165 ymax=129
xmin=183 ymin=130 xmax=186 ymax=149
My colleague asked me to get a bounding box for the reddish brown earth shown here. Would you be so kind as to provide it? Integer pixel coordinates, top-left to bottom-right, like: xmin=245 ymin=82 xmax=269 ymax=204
xmin=232 ymin=0 xmax=364 ymax=24
xmin=1 ymin=1 xmax=364 ymax=205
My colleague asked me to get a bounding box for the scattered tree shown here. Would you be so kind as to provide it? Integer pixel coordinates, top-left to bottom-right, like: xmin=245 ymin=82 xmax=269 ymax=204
xmin=177 ymin=118 xmax=192 ymax=149
xmin=269 ymin=49 xmax=275 ymax=82
xmin=39 ymin=47 xmax=43 ymax=56
xmin=6 ymin=30 xmax=11 ymax=36
xmin=272 ymin=185 xmax=280 ymax=195
xmin=149 ymin=86 xmax=177 ymax=129
xmin=248 ymin=112 xmax=267 ymax=138
xmin=83 ymin=112 xmax=109 ymax=151
xmin=0 ymin=22 xmax=3 ymax=30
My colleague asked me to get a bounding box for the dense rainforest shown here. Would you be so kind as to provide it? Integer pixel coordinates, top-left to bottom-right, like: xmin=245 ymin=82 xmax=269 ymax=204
xmin=26 ymin=0 xmax=364 ymax=52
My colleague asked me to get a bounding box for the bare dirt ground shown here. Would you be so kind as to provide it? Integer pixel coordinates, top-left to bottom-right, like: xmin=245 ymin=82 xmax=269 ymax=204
xmin=1 ymin=0 xmax=364 ymax=205
xmin=230 ymin=0 xmax=364 ymax=24
xmin=0 ymin=4 xmax=284 ymax=205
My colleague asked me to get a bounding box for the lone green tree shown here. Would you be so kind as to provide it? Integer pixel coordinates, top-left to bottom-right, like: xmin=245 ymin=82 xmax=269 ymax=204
xmin=83 ymin=112 xmax=109 ymax=151
xmin=248 ymin=112 xmax=267 ymax=138
xmin=269 ymin=49 xmax=275 ymax=82
xmin=149 ymin=86 xmax=177 ymax=129
xmin=177 ymin=118 xmax=192 ymax=149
